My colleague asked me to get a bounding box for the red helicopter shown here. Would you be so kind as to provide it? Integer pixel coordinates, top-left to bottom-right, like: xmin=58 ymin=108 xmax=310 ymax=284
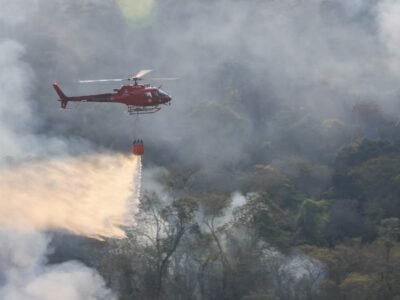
xmin=52 ymin=70 xmax=174 ymax=114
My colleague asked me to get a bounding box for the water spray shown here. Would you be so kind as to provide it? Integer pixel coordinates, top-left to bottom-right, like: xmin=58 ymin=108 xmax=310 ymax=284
xmin=0 ymin=153 xmax=142 ymax=240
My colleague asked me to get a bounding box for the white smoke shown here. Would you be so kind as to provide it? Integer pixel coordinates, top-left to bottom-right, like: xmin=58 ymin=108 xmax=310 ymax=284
xmin=0 ymin=0 xmax=38 ymax=26
xmin=378 ymin=0 xmax=400 ymax=72
xmin=0 ymin=38 xmax=95 ymax=162
xmin=215 ymin=192 xmax=247 ymax=227
xmin=0 ymin=1 xmax=143 ymax=299
xmin=0 ymin=152 xmax=141 ymax=299
xmin=0 ymin=40 xmax=38 ymax=159
xmin=0 ymin=230 xmax=116 ymax=300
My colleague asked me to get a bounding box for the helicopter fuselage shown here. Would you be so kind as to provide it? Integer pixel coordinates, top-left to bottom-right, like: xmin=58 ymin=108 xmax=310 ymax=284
xmin=53 ymin=83 xmax=172 ymax=114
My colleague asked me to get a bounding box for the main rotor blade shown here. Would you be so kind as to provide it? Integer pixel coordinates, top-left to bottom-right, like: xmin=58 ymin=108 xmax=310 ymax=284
xmin=147 ymin=77 xmax=178 ymax=81
xmin=132 ymin=69 xmax=152 ymax=79
xmin=79 ymin=78 xmax=126 ymax=83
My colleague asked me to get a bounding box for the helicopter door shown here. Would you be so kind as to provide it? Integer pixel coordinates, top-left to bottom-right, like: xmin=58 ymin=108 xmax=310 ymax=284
xmin=152 ymin=90 xmax=160 ymax=102
xmin=145 ymin=92 xmax=152 ymax=103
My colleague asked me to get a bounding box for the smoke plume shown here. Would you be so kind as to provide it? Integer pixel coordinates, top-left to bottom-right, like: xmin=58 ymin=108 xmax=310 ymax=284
xmin=0 ymin=1 xmax=147 ymax=299
xmin=0 ymin=230 xmax=116 ymax=300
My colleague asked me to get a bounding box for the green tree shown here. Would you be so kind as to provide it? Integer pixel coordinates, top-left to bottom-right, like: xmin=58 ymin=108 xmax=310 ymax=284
xmin=234 ymin=193 xmax=293 ymax=249
xmin=272 ymin=156 xmax=332 ymax=197
xmin=339 ymin=272 xmax=379 ymax=300
xmin=200 ymin=194 xmax=236 ymax=300
xmin=348 ymin=154 xmax=400 ymax=219
xmin=135 ymin=192 xmax=199 ymax=299
xmin=296 ymin=199 xmax=329 ymax=245
xmin=333 ymin=139 xmax=398 ymax=198
xmin=240 ymin=164 xmax=303 ymax=211
xmin=375 ymin=218 xmax=400 ymax=299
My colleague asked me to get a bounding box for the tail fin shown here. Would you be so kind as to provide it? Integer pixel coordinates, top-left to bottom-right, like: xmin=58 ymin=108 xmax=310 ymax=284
xmin=52 ymin=82 xmax=68 ymax=109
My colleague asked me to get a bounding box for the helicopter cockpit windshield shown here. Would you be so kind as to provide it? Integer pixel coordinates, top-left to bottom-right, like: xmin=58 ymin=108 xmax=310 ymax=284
xmin=159 ymin=89 xmax=170 ymax=98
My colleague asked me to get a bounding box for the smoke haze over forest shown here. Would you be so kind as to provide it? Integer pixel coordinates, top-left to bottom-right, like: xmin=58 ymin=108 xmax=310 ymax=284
xmin=1 ymin=0 xmax=400 ymax=299
xmin=3 ymin=0 xmax=400 ymax=164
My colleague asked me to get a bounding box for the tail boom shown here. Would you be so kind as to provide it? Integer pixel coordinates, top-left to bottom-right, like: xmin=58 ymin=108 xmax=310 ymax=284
xmin=52 ymin=82 xmax=113 ymax=110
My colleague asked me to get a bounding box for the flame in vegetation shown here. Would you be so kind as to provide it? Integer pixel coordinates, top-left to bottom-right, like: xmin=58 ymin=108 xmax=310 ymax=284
xmin=0 ymin=154 xmax=142 ymax=239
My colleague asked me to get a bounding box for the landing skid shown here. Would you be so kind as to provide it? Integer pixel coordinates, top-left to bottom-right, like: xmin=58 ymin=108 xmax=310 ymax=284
xmin=127 ymin=105 xmax=161 ymax=115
